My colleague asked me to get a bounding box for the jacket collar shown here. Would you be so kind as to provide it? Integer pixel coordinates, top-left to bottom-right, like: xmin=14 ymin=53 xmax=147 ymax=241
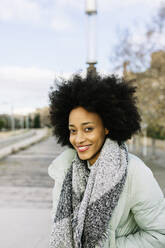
xmin=48 ymin=148 xmax=76 ymax=180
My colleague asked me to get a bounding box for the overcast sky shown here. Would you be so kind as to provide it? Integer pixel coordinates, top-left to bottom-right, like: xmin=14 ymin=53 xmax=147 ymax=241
xmin=0 ymin=0 xmax=163 ymax=114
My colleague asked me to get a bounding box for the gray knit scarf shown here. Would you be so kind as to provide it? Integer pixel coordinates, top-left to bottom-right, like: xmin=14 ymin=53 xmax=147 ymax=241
xmin=50 ymin=138 xmax=128 ymax=248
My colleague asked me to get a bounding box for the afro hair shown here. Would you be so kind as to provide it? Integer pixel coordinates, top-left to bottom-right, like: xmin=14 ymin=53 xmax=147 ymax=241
xmin=49 ymin=74 xmax=141 ymax=147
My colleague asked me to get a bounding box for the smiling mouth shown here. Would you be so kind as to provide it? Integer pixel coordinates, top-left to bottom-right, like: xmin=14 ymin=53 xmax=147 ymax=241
xmin=77 ymin=145 xmax=91 ymax=152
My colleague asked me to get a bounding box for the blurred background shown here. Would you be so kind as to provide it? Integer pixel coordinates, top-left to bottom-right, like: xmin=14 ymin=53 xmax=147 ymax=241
xmin=0 ymin=1 xmax=165 ymax=247
xmin=0 ymin=0 xmax=165 ymax=139
xmin=0 ymin=1 xmax=165 ymax=145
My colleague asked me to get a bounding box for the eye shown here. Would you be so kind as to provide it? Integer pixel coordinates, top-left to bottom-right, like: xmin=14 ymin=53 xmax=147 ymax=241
xmin=69 ymin=129 xmax=76 ymax=134
xmin=85 ymin=127 xmax=93 ymax=132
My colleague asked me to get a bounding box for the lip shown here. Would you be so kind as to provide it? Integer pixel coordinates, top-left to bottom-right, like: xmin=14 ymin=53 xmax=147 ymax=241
xmin=77 ymin=145 xmax=91 ymax=152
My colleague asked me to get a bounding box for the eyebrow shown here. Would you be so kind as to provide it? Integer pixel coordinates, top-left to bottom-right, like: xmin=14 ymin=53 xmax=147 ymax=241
xmin=69 ymin=122 xmax=95 ymax=127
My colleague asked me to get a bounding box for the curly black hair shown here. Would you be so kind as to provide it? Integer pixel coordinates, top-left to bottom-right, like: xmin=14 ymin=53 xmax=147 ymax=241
xmin=49 ymin=74 xmax=141 ymax=147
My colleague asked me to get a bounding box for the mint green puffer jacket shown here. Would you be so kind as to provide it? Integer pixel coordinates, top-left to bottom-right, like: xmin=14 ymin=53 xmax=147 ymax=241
xmin=48 ymin=149 xmax=165 ymax=248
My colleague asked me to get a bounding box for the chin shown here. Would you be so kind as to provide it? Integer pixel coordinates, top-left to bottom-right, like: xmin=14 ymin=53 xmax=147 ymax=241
xmin=78 ymin=155 xmax=89 ymax=160
xmin=77 ymin=152 xmax=90 ymax=161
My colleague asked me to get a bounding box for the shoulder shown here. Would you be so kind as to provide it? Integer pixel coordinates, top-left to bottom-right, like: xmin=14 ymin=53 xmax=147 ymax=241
xmin=48 ymin=148 xmax=76 ymax=180
xmin=127 ymin=153 xmax=153 ymax=178
xmin=127 ymin=153 xmax=164 ymax=203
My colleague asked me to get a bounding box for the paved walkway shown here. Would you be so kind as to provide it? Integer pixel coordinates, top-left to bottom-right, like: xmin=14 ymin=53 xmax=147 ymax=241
xmin=0 ymin=136 xmax=62 ymax=248
xmin=0 ymin=128 xmax=49 ymax=160
xmin=0 ymin=208 xmax=51 ymax=248
xmin=0 ymin=129 xmax=35 ymax=149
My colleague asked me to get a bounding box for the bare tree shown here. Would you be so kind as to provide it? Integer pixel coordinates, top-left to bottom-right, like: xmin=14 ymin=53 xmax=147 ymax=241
xmin=111 ymin=3 xmax=165 ymax=73
xmin=110 ymin=3 xmax=165 ymax=132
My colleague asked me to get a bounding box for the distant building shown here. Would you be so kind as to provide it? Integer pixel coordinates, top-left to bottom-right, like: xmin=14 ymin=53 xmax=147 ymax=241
xmin=124 ymin=50 xmax=165 ymax=128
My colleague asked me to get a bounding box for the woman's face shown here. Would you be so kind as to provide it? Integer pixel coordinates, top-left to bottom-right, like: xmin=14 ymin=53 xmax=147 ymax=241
xmin=69 ymin=107 xmax=109 ymax=165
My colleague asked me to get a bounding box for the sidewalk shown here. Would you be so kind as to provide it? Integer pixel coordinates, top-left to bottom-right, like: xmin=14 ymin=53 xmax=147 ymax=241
xmin=0 ymin=129 xmax=28 ymax=138
xmin=0 ymin=133 xmax=54 ymax=248
xmin=0 ymin=129 xmax=35 ymax=149
xmin=0 ymin=208 xmax=51 ymax=248
xmin=0 ymin=128 xmax=49 ymax=160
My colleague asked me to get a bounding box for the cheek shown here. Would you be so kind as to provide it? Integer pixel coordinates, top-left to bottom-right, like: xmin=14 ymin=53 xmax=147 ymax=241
xmin=69 ymin=135 xmax=74 ymax=145
xmin=92 ymin=129 xmax=105 ymax=142
xmin=94 ymin=134 xmax=106 ymax=148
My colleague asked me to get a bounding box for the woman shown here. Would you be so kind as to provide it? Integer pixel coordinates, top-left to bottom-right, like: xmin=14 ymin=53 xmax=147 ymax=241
xmin=48 ymin=74 xmax=165 ymax=248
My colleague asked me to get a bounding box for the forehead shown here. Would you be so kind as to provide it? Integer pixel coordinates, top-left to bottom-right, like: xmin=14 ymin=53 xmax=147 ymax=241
xmin=69 ymin=107 xmax=102 ymax=124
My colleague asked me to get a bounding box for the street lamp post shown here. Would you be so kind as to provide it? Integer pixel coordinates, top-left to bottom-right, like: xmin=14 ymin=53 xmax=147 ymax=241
xmin=85 ymin=0 xmax=97 ymax=78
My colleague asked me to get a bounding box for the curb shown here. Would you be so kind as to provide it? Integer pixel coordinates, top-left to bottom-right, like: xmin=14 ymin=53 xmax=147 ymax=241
xmin=0 ymin=128 xmax=49 ymax=160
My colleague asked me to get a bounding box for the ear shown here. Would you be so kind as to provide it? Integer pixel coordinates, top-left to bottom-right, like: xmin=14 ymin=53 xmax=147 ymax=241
xmin=105 ymin=128 xmax=109 ymax=135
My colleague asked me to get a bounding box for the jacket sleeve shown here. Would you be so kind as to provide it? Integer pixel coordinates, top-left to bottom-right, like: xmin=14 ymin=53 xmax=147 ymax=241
xmin=116 ymin=158 xmax=165 ymax=248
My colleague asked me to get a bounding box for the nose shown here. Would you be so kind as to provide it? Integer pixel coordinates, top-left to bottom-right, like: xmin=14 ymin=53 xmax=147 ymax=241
xmin=75 ymin=131 xmax=85 ymax=145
